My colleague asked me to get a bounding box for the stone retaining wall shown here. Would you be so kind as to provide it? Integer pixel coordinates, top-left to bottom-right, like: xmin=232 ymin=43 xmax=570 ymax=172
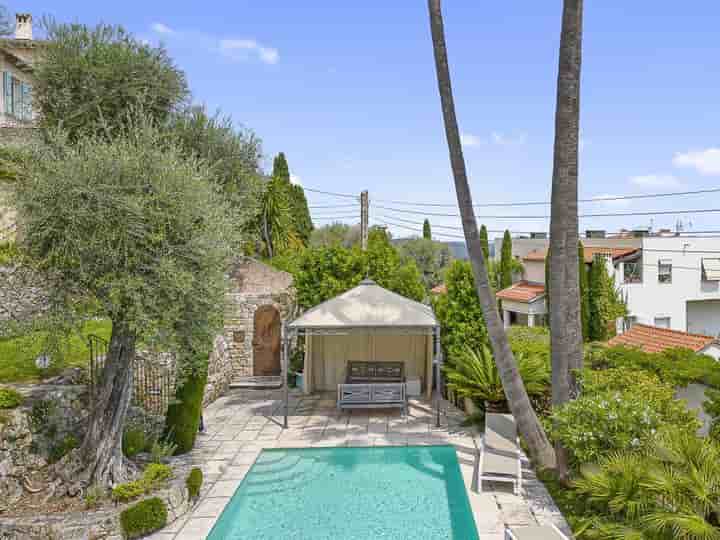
xmin=0 ymin=264 xmax=50 ymax=323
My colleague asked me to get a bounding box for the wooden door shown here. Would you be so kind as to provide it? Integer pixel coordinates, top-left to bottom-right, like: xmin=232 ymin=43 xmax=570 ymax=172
xmin=252 ymin=305 xmax=281 ymax=376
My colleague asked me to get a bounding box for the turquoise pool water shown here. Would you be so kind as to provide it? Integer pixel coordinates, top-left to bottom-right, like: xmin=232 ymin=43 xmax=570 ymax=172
xmin=206 ymin=445 xmax=479 ymax=540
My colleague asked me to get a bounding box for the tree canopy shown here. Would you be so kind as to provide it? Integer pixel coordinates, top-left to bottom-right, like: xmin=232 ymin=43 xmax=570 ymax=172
xmin=499 ymin=230 xmax=513 ymax=289
xmin=396 ymin=237 xmax=452 ymax=289
xmin=271 ymin=153 xmax=313 ymax=244
xmin=33 ymin=21 xmax=188 ymax=141
xmin=310 ymin=222 xmax=360 ymax=248
xmin=278 ymin=227 xmax=425 ymax=310
xmin=479 ymin=224 xmax=489 ymax=261
xmin=423 ymin=219 xmax=431 ymax=240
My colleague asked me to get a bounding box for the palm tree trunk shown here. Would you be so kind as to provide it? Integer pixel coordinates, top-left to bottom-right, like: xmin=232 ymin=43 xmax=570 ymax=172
xmin=427 ymin=0 xmax=556 ymax=470
xmin=80 ymin=321 xmax=136 ymax=486
xmin=548 ymin=0 xmax=584 ymax=480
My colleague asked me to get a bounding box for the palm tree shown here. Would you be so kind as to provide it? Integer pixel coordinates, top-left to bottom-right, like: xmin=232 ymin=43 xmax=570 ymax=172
xmin=548 ymin=0 xmax=584 ymax=479
xmin=426 ymin=0 xmax=555 ymax=469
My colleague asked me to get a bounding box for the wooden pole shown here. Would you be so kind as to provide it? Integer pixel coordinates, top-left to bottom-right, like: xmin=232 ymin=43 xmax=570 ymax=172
xmin=360 ymin=190 xmax=369 ymax=251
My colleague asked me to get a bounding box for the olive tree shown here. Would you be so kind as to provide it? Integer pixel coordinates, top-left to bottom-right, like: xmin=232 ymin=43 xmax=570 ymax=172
xmin=15 ymin=123 xmax=238 ymax=486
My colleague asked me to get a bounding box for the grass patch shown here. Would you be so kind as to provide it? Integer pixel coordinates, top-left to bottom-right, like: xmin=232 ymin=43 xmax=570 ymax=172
xmin=0 ymin=387 xmax=24 ymax=408
xmin=0 ymin=319 xmax=112 ymax=382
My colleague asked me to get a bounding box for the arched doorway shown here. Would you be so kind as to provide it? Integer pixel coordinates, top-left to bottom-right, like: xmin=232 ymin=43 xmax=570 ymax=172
xmin=253 ymin=305 xmax=281 ymax=376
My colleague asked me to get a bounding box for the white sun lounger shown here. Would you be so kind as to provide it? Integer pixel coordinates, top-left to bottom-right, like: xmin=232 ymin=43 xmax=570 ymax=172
xmin=479 ymin=412 xmax=522 ymax=495
xmin=505 ymin=524 xmax=570 ymax=540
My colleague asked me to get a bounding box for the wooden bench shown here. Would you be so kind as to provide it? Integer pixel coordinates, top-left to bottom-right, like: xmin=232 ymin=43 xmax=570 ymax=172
xmin=337 ymin=361 xmax=407 ymax=413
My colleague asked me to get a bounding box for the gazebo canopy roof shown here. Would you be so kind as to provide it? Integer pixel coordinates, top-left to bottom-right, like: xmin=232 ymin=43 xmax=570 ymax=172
xmin=288 ymin=279 xmax=438 ymax=330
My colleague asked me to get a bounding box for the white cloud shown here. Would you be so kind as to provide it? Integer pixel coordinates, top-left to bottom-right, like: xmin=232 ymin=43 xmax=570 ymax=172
xmin=151 ymin=22 xmax=175 ymax=35
xmin=290 ymin=174 xmax=302 ymax=187
xmin=219 ymin=39 xmax=279 ymax=64
xmin=673 ymin=148 xmax=720 ymax=176
xmin=460 ymin=132 xmax=482 ymax=147
xmin=491 ymin=131 xmax=527 ymax=146
xmin=629 ymin=174 xmax=682 ymax=188
xmin=590 ymin=194 xmax=631 ymax=208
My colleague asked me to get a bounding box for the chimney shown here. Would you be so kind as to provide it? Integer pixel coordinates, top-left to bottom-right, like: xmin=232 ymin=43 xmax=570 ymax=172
xmin=15 ymin=13 xmax=32 ymax=40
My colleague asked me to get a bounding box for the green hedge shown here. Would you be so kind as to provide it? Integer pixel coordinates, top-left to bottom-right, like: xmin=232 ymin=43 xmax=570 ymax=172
xmin=122 ymin=428 xmax=147 ymax=458
xmin=112 ymin=463 xmax=173 ymax=502
xmin=163 ymin=365 xmax=207 ymax=454
xmin=119 ymin=497 xmax=167 ymax=539
xmin=186 ymin=467 xmax=203 ymax=499
xmin=0 ymin=388 xmax=24 ymax=409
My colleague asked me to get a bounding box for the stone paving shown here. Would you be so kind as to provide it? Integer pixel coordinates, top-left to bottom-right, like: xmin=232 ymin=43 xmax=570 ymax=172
xmin=149 ymin=389 xmax=571 ymax=540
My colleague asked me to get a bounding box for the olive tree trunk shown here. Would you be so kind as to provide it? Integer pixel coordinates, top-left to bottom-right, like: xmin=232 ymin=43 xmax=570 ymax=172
xmin=80 ymin=321 xmax=136 ymax=486
xmin=548 ymin=0 xmax=584 ymax=480
xmin=427 ymin=0 xmax=556 ymax=470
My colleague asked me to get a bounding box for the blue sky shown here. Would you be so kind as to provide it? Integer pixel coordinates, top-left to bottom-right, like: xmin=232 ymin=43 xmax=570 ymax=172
xmin=11 ymin=1 xmax=720 ymax=239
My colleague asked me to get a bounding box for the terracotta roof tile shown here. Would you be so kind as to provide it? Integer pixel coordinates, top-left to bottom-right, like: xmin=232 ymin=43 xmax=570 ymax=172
xmin=523 ymin=247 xmax=639 ymax=263
xmin=607 ymin=323 xmax=716 ymax=354
xmin=496 ymin=281 xmax=545 ymax=303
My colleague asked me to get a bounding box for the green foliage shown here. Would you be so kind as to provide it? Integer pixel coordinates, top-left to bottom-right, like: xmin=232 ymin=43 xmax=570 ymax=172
xmin=588 ymin=345 xmax=720 ymax=389
xmin=29 ymin=399 xmax=55 ymax=431
xmin=572 ymin=432 xmax=720 ymax=539
xmin=499 ymin=230 xmax=513 ymax=289
xmin=167 ymin=105 xmax=262 ymax=213
xmin=444 ymin=345 xmax=550 ymax=411
xmin=119 ymin=497 xmax=168 ymax=539
xmin=122 ymin=428 xmax=148 ymax=458
xmin=34 ymin=21 xmax=188 ymax=141
xmin=0 ymin=319 xmax=112 ymax=382
xmin=272 ymin=152 xmax=290 ymax=183
xmin=0 ymin=241 xmax=19 ymax=264
xmin=396 ymin=238 xmax=452 ymax=289
xmin=150 ymin=439 xmax=178 ymax=464
xmin=578 ymin=243 xmax=590 ymax=340
xmin=254 ymin=175 xmax=299 ymax=257
xmin=479 ymin=224 xmax=489 ymax=261
xmin=0 ymin=388 xmax=23 ymax=409
xmin=289 ymin=229 xmax=425 ymax=310
xmin=432 ymin=260 xmax=487 ymax=362
xmin=271 ymin=153 xmax=313 ymax=244
xmin=309 ymin=222 xmax=360 ymax=248
xmin=48 ymin=434 xmax=79 ymax=464
xmin=550 ymin=368 xmax=699 ymax=465
xmin=186 ymin=467 xmax=203 ymax=499
xmin=423 ymin=219 xmax=432 ymax=240
xmin=587 ymin=258 xmax=626 ymax=341
xmin=15 ymin=121 xmax=238 ymax=366
xmin=163 ymin=363 xmax=207 ymax=454
xmin=704 ymin=388 xmax=720 ymax=442
xmin=112 ymin=464 xmax=173 ymax=502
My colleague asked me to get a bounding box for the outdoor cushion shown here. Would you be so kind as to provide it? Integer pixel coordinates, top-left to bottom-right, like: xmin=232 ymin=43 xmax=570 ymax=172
xmin=508 ymin=525 xmax=566 ymax=540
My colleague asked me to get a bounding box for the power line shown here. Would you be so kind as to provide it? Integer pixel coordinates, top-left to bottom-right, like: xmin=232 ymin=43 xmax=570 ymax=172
xmin=374 ymin=213 xmax=536 ymax=234
xmin=303 ymin=187 xmax=359 ymax=200
xmin=373 ymin=187 xmax=720 ymax=208
xmin=375 ymin=204 xmax=720 ymax=220
xmin=312 ymin=215 xmax=360 ymax=221
xmin=308 ymin=203 xmax=359 ymax=209
xmin=372 ymin=218 xmax=465 ymax=240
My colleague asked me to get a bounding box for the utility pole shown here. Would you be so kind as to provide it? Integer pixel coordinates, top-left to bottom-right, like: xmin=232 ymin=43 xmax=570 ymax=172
xmin=360 ymin=190 xmax=369 ymax=251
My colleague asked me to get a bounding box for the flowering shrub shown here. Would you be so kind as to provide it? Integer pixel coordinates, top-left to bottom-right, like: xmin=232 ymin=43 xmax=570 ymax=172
xmin=550 ymin=369 xmax=699 ymax=465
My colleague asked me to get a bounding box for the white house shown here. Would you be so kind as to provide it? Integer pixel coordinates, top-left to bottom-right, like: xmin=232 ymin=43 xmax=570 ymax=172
xmin=495 ymin=233 xmax=720 ymax=337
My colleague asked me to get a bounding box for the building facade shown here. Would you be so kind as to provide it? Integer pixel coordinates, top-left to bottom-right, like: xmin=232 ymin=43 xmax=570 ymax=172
xmin=0 ymin=14 xmax=38 ymax=130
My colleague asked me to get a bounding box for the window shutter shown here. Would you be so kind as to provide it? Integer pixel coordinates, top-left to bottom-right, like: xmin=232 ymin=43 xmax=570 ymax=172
xmin=2 ymin=72 xmax=12 ymax=115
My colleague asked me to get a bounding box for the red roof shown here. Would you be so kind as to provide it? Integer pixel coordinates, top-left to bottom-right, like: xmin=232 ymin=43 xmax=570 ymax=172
xmin=523 ymin=247 xmax=639 ymax=263
xmin=608 ymin=324 xmax=716 ymax=354
xmin=496 ymin=281 xmax=545 ymax=303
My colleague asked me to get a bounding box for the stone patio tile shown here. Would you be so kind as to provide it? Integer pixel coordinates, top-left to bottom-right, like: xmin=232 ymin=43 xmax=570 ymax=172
xmin=312 ymin=438 xmax=346 ymax=447
xmin=235 ymin=430 xmax=260 ymax=441
xmin=467 ymin=492 xmax=503 ymax=533
xmin=367 ymin=422 xmax=387 ymax=434
xmin=222 ymin=465 xmax=251 ymax=479
xmin=160 ymin=515 xmax=188 ymax=533
xmin=146 ymin=532 xmax=177 ymax=540
xmin=206 ymin=479 xmax=242 ymax=498
xmin=192 ymin=496 xmax=232 ymax=518
xmin=346 ymin=438 xmax=372 ymax=447
xmin=175 ymin=517 xmax=217 ymax=540
xmin=274 ymin=439 xmax=306 ymax=448
xmin=233 ymin=451 xmax=260 ymax=466
xmin=372 ymin=434 xmax=407 ymax=446
xmin=201 ymin=461 xmax=228 ymax=475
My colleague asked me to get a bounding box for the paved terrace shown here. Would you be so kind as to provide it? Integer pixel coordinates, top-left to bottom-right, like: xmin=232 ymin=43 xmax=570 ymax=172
xmin=150 ymin=389 xmax=571 ymax=540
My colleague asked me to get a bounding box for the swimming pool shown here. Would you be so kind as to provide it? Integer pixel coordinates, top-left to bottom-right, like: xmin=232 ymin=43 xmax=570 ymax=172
xmin=206 ymin=445 xmax=479 ymax=540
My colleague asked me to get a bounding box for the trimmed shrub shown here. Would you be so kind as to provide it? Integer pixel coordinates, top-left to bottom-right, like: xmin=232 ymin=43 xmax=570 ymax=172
xmin=112 ymin=480 xmax=146 ymax=503
xmin=0 ymin=388 xmax=23 ymax=409
xmin=163 ymin=365 xmax=208 ymax=454
xmin=120 ymin=497 xmax=168 ymax=539
xmin=122 ymin=428 xmax=147 ymax=458
xmin=48 ymin=434 xmax=79 ymax=464
xmin=143 ymin=463 xmax=173 ymax=489
xmin=186 ymin=467 xmax=203 ymax=499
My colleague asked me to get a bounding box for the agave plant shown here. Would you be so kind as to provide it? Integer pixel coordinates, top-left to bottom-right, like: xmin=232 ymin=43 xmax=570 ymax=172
xmin=573 ymin=430 xmax=720 ymax=539
xmin=444 ymin=345 xmax=550 ymax=411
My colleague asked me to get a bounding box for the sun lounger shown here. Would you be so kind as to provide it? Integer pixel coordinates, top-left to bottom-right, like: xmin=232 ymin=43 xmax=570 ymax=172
xmin=505 ymin=524 xmax=570 ymax=540
xmin=479 ymin=412 xmax=522 ymax=495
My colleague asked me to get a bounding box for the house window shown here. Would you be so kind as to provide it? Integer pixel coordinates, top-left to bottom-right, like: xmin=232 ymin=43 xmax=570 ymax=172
xmin=658 ymin=259 xmax=672 ymax=284
xmin=702 ymin=258 xmax=720 ymax=281
xmin=1 ymin=71 xmax=33 ymax=121
xmin=624 ymin=261 xmax=643 ymax=284
xmin=654 ymin=316 xmax=671 ymax=329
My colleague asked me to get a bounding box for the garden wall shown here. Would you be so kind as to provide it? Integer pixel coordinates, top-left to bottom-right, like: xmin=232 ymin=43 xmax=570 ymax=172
xmin=0 ymin=264 xmax=50 ymax=323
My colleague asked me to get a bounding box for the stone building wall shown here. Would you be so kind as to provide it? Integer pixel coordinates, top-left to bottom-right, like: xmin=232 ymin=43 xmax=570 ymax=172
xmin=203 ymin=334 xmax=232 ymax=406
xmin=0 ymin=264 xmax=50 ymax=323
xmin=224 ymin=258 xmax=295 ymax=380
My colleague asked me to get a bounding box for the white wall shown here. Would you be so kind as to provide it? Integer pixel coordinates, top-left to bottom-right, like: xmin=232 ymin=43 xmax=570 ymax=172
xmin=523 ymin=260 xmax=545 ymax=283
xmin=616 ymin=237 xmax=720 ymax=335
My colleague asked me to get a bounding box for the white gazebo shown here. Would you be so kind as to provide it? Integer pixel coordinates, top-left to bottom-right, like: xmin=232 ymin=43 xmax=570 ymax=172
xmin=279 ymin=279 xmax=443 ymax=424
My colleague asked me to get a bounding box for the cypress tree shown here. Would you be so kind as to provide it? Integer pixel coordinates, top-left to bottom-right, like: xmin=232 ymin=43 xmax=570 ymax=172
xmin=588 ymin=257 xmax=612 ymax=341
xmin=272 ymin=152 xmax=290 ymax=183
xmin=271 ymin=152 xmax=313 ymax=244
xmin=164 ymin=363 xmax=208 ymax=454
xmin=423 ymin=219 xmax=432 ymax=240
xmin=500 ymin=230 xmax=513 ymax=289
xmin=479 ymin=224 xmax=489 ymax=261
xmin=578 ymin=242 xmax=590 ymax=340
